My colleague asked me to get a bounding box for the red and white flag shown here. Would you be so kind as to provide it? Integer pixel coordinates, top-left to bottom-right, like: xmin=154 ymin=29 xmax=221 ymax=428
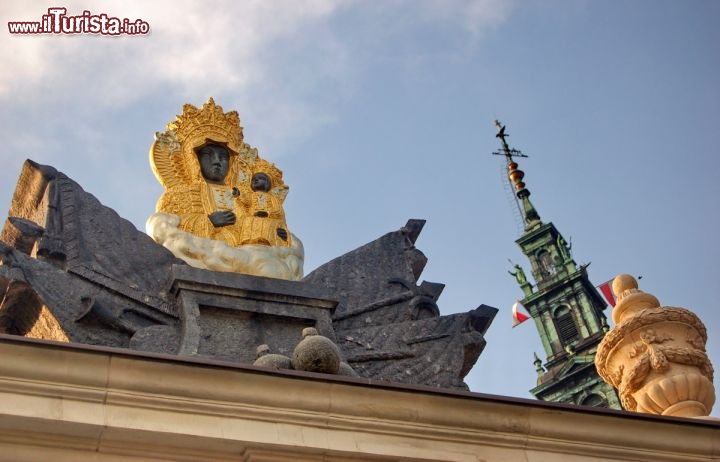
xmin=512 ymin=300 xmax=530 ymax=328
xmin=597 ymin=280 xmax=616 ymax=307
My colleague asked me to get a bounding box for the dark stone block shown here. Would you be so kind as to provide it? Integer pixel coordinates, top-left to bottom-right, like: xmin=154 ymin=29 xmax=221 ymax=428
xmin=169 ymin=264 xmax=337 ymax=362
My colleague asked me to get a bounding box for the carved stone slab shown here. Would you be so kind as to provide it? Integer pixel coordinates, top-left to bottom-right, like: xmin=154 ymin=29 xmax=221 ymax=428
xmin=304 ymin=219 xmax=498 ymax=389
xmin=169 ymin=264 xmax=337 ymax=362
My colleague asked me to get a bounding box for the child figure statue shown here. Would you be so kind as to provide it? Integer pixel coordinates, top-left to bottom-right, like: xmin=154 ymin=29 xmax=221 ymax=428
xmin=238 ymin=167 xmax=291 ymax=247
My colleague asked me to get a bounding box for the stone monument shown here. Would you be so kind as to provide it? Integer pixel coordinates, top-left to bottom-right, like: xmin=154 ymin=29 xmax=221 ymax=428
xmin=0 ymin=99 xmax=497 ymax=390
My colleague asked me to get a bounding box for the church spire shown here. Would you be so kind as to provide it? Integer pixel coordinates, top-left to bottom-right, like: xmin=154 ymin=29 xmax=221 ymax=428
xmin=493 ymin=120 xmax=621 ymax=409
xmin=494 ymin=120 xmax=541 ymax=230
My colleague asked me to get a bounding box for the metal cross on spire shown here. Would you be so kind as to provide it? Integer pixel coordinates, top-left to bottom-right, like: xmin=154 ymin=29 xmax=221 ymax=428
xmin=492 ymin=120 xmax=527 ymax=161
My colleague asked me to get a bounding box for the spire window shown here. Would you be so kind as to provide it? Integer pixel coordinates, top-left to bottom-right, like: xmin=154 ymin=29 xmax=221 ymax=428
xmin=554 ymin=305 xmax=578 ymax=345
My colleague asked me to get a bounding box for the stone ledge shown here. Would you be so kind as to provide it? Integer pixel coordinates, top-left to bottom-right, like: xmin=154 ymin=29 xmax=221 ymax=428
xmin=0 ymin=335 xmax=717 ymax=462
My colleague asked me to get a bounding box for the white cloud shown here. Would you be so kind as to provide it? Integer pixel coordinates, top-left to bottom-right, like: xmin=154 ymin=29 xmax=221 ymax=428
xmin=0 ymin=0 xmax=517 ymax=169
xmin=1 ymin=0 xmax=515 ymax=103
xmin=459 ymin=0 xmax=516 ymax=34
xmin=0 ymin=1 xmax=346 ymax=104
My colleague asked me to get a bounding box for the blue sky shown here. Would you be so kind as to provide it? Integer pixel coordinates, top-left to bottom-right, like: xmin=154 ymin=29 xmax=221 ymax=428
xmin=2 ymin=1 xmax=719 ymax=415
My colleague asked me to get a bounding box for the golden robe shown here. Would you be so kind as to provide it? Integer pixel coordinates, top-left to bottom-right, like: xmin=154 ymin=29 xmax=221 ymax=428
xmin=238 ymin=190 xmax=291 ymax=247
xmin=156 ymin=182 xmax=291 ymax=248
xmin=156 ymin=183 xmax=246 ymax=248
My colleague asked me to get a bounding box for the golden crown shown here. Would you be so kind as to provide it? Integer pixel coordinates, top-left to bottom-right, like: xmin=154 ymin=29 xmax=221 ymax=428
xmin=167 ymin=98 xmax=243 ymax=155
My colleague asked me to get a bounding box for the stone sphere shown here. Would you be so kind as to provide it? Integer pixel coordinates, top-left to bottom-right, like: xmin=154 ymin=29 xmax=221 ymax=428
xmin=337 ymin=361 xmax=359 ymax=377
xmin=253 ymin=344 xmax=292 ymax=370
xmin=253 ymin=353 xmax=292 ymax=370
xmin=256 ymin=344 xmax=271 ymax=357
xmin=292 ymin=331 xmax=341 ymax=374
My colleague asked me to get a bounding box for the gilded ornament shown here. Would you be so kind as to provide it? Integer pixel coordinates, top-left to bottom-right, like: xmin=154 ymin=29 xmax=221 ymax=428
xmin=146 ymin=98 xmax=303 ymax=280
xmin=595 ymin=274 xmax=714 ymax=417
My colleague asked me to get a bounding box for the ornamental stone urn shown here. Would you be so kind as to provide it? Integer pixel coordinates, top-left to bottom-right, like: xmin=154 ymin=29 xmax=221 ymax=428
xmin=595 ymin=275 xmax=715 ymax=417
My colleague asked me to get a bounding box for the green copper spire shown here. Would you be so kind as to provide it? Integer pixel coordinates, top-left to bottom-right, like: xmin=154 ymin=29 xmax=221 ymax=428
xmin=495 ymin=121 xmax=621 ymax=410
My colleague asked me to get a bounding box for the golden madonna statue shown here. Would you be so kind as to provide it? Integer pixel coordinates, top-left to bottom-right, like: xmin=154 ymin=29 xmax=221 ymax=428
xmin=146 ymin=98 xmax=303 ymax=280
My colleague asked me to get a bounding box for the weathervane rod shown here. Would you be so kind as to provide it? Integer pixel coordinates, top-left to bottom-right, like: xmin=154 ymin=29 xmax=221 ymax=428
xmin=492 ymin=120 xmax=528 ymax=159
xmin=491 ymin=119 xmax=540 ymax=230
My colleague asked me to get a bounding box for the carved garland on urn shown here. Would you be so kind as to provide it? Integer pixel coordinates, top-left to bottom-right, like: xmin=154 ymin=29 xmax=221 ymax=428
xmin=595 ymin=275 xmax=714 ymax=417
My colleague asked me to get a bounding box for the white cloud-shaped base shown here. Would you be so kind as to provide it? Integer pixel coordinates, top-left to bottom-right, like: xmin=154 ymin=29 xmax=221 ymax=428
xmin=146 ymin=212 xmax=304 ymax=281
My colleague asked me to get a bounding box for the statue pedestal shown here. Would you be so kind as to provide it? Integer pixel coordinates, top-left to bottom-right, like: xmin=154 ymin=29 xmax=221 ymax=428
xmin=169 ymin=265 xmax=337 ymax=363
